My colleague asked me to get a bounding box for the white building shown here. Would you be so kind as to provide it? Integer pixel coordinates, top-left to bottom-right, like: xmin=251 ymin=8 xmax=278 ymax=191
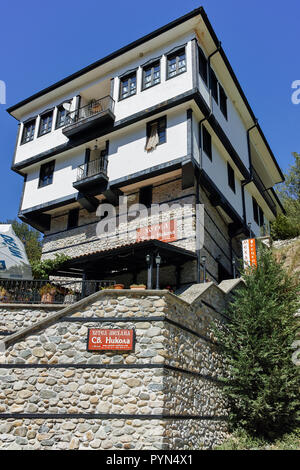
xmin=7 ymin=7 xmax=284 ymax=288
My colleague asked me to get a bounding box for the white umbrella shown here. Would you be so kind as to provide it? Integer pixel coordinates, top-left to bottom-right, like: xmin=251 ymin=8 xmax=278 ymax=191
xmin=0 ymin=224 xmax=33 ymax=280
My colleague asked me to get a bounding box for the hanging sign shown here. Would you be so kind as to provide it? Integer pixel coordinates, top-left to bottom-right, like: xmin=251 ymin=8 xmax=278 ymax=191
xmin=136 ymin=219 xmax=177 ymax=243
xmin=87 ymin=328 xmax=135 ymax=352
xmin=242 ymin=238 xmax=257 ymax=268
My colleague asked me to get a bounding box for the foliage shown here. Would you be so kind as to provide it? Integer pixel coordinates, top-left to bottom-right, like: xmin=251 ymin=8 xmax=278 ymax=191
xmin=272 ymin=153 xmax=300 ymax=240
xmin=39 ymin=283 xmax=57 ymax=295
xmin=213 ymin=245 xmax=300 ymax=439
xmin=215 ymin=428 xmax=300 ymax=450
xmin=31 ymin=254 xmax=70 ymax=280
xmin=1 ymin=219 xmax=42 ymax=262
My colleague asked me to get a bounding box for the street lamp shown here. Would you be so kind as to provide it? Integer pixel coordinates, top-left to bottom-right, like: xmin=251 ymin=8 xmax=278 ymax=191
xmin=201 ymin=255 xmax=206 ymax=284
xmin=155 ymin=253 xmax=161 ymax=290
xmin=232 ymin=258 xmax=236 ymax=279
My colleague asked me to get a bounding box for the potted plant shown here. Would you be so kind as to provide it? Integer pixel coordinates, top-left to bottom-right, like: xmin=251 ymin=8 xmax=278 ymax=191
xmin=114 ymin=284 xmax=125 ymax=290
xmin=0 ymin=287 xmax=9 ymax=302
xmin=130 ymin=284 xmax=146 ymax=290
xmin=39 ymin=284 xmax=56 ymax=304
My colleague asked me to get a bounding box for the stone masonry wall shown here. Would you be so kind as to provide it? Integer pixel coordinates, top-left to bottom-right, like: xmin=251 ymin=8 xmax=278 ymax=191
xmin=0 ymin=286 xmax=233 ymax=450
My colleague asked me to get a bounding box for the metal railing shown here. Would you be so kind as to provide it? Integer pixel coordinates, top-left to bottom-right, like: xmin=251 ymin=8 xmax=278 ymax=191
xmin=252 ymin=168 xmax=277 ymax=216
xmin=0 ymin=279 xmax=116 ymax=305
xmin=77 ymin=156 xmax=108 ymax=182
xmin=65 ymin=96 xmax=115 ymax=127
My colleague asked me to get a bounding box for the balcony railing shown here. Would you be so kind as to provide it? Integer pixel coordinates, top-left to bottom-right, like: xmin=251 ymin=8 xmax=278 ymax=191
xmin=0 ymin=279 xmax=116 ymax=305
xmin=64 ymin=96 xmax=115 ymax=128
xmin=252 ymin=167 xmax=277 ymax=216
xmin=77 ymin=157 xmax=108 ymax=182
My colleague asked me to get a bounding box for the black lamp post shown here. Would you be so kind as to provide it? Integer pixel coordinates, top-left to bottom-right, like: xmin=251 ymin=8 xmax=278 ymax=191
xmin=232 ymin=258 xmax=236 ymax=279
xmin=155 ymin=253 xmax=161 ymax=290
xmin=146 ymin=254 xmax=153 ymax=290
xmin=201 ymin=255 xmax=206 ymax=283
xmin=248 ymin=222 xmax=253 ymax=239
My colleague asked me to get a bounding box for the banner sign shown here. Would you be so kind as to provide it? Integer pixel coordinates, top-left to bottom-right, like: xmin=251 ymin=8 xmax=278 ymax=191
xmin=242 ymin=238 xmax=257 ymax=268
xmin=87 ymin=328 xmax=135 ymax=352
xmin=136 ymin=219 xmax=177 ymax=243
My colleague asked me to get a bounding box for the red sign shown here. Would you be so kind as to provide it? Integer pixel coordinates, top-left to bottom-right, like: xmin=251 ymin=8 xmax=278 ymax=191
xmin=242 ymin=239 xmax=257 ymax=268
xmin=87 ymin=328 xmax=135 ymax=352
xmin=136 ymin=219 xmax=177 ymax=243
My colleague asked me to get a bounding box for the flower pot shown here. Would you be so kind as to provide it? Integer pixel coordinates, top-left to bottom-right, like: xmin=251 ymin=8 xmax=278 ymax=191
xmin=114 ymin=284 xmax=125 ymax=290
xmin=41 ymin=293 xmax=55 ymax=304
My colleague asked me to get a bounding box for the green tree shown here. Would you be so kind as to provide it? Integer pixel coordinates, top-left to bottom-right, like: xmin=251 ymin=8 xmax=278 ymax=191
xmin=214 ymin=246 xmax=300 ymax=439
xmin=2 ymin=219 xmax=42 ymax=263
xmin=272 ymin=153 xmax=300 ymax=240
xmin=31 ymin=254 xmax=70 ymax=280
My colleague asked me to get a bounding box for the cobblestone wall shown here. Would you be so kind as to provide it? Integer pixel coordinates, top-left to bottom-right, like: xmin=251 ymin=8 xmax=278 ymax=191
xmin=0 ymin=287 xmax=233 ymax=450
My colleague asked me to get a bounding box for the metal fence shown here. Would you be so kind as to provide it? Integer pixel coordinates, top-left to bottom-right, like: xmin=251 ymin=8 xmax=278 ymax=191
xmin=0 ymin=279 xmax=116 ymax=305
xmin=77 ymin=156 xmax=108 ymax=181
xmin=65 ymin=95 xmax=115 ymax=127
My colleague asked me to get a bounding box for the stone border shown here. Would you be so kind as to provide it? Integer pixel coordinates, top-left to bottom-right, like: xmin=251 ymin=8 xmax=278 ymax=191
xmin=0 ymin=280 xmax=244 ymax=352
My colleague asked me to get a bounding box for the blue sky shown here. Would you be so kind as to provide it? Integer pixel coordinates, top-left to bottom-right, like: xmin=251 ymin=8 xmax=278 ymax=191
xmin=0 ymin=0 xmax=299 ymax=223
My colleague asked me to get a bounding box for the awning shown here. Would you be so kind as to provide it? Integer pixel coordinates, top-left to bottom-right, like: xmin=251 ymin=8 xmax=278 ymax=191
xmin=56 ymin=239 xmax=197 ymax=277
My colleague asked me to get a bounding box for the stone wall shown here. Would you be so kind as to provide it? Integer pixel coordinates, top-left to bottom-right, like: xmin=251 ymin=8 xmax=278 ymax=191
xmin=0 ymin=283 xmax=240 ymax=450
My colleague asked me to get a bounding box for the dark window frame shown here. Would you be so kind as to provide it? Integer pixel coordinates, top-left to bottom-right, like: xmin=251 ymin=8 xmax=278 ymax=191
xmin=202 ymin=126 xmax=212 ymax=161
xmin=21 ymin=119 xmax=36 ymax=144
xmin=67 ymin=208 xmax=79 ymax=230
xmin=227 ymin=162 xmax=236 ymax=193
xmin=259 ymin=207 xmax=264 ymax=227
xmin=198 ymin=46 xmax=208 ymax=86
xmin=252 ymin=197 xmax=259 ymax=225
xmin=38 ymin=160 xmax=55 ymax=188
xmin=142 ymin=60 xmax=161 ymax=91
xmin=146 ymin=116 xmax=167 ymax=147
xmin=210 ymin=69 xmax=219 ymax=104
xmin=139 ymin=185 xmax=153 ymax=208
xmin=119 ymin=71 xmax=137 ymax=101
xmin=166 ymin=47 xmax=187 ymax=80
xmin=219 ymin=83 xmax=228 ymax=120
xmin=38 ymin=110 xmax=54 ymax=137
xmin=55 ymin=105 xmax=68 ymax=129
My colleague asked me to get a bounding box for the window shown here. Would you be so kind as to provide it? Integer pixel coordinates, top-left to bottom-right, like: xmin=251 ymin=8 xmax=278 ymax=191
xmin=167 ymin=48 xmax=186 ymax=79
xmin=21 ymin=119 xmax=36 ymax=144
xmin=67 ymin=208 xmax=79 ymax=229
xmin=259 ymin=207 xmax=264 ymax=227
xmin=38 ymin=161 xmax=55 ymax=188
xmin=56 ymin=105 xmax=68 ymax=128
xmin=142 ymin=61 xmax=160 ymax=89
xmin=219 ymin=84 xmax=228 ymax=119
xmin=198 ymin=47 xmax=208 ymax=85
xmin=202 ymin=126 xmax=212 ymax=160
xmin=139 ymin=186 xmax=152 ymax=208
xmin=210 ymin=69 xmax=219 ymax=104
xmin=38 ymin=111 xmax=53 ymax=136
xmin=252 ymin=197 xmax=259 ymax=225
xmin=119 ymin=72 xmax=137 ymax=100
xmin=227 ymin=162 xmax=236 ymax=193
xmin=145 ymin=116 xmax=166 ymax=152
